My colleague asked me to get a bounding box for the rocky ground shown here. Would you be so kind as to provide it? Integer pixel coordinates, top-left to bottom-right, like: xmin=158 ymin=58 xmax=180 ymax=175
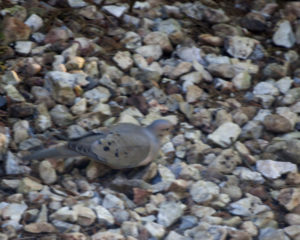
xmin=1 ymin=0 xmax=300 ymax=239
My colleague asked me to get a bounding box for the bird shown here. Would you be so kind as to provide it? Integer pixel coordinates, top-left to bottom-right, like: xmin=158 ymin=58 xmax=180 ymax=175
xmin=22 ymin=119 xmax=174 ymax=169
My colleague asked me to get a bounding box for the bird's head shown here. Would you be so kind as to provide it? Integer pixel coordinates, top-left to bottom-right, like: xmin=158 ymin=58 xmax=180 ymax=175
xmin=147 ymin=119 xmax=174 ymax=138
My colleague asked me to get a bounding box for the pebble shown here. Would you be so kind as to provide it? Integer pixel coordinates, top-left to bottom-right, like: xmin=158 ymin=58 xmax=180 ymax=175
xmin=39 ymin=160 xmax=57 ymax=184
xmin=144 ymin=221 xmax=166 ymax=239
xmin=225 ymin=36 xmax=258 ymax=59
xmin=113 ymin=51 xmax=133 ymax=71
xmin=263 ymin=114 xmax=293 ymax=133
xmin=208 ymin=122 xmax=241 ymax=147
xmin=273 ymin=20 xmax=296 ymax=48
xmin=157 ymin=201 xmax=185 ymax=227
xmin=102 ymin=5 xmax=127 ymax=18
xmin=190 ymin=180 xmax=220 ymax=203
xmin=135 ymin=45 xmax=163 ymax=60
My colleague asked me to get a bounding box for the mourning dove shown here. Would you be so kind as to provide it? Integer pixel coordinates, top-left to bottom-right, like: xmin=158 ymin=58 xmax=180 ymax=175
xmin=22 ymin=119 xmax=173 ymax=169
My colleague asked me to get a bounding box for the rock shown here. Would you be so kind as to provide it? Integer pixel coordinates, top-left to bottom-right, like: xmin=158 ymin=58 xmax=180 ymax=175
xmin=18 ymin=177 xmax=43 ymax=193
xmin=157 ymin=18 xmax=181 ymax=35
xmin=259 ymin=228 xmax=289 ymax=240
xmin=180 ymin=71 xmax=203 ymax=92
xmin=234 ymin=167 xmax=264 ymax=183
xmin=285 ymin=213 xmax=300 ymax=225
xmin=143 ymin=32 xmax=173 ymax=52
xmin=275 ymin=77 xmax=293 ymax=94
xmin=121 ymin=31 xmax=141 ymax=49
xmin=208 ymin=122 xmax=241 ymax=147
xmin=102 ymin=5 xmax=127 ymax=18
xmin=24 ymin=222 xmax=56 ymax=233
xmin=240 ymin=12 xmax=266 ymax=32
xmin=83 ymin=86 xmax=111 ymax=104
xmin=263 ymin=114 xmax=293 ymax=133
xmin=65 ymin=56 xmax=85 ymax=70
xmin=24 ymin=14 xmax=43 ymax=31
xmin=92 ymin=205 xmax=114 ymax=225
xmin=226 ymin=36 xmax=258 ymax=59
xmin=165 ymin=231 xmax=187 ymax=240
xmin=190 ymin=180 xmax=220 ymax=203
xmin=15 ymin=41 xmax=34 ymax=54
xmin=45 ymin=71 xmax=77 ymax=105
xmin=175 ymin=46 xmax=204 ymax=63
xmin=144 ymin=222 xmax=166 ymax=239
xmin=71 ymin=98 xmax=87 ymax=115
xmin=273 ymin=20 xmax=295 ymax=48
xmin=186 ymin=85 xmax=203 ymax=103
xmin=229 ymin=194 xmax=270 ymax=216
xmin=232 ymin=71 xmax=251 ymax=90
xmin=121 ymin=221 xmax=139 ymax=238
xmin=50 ymin=105 xmax=74 ymax=127
xmin=135 ymin=45 xmax=163 ymax=60
xmin=157 ymin=201 xmax=185 ymax=227
xmin=256 ymin=160 xmax=297 ymax=179
xmin=263 ymin=63 xmax=289 ymax=79
xmin=44 ymin=27 xmax=72 ymax=44
xmin=73 ymin=205 xmax=96 ymax=226
xmin=3 ymin=17 xmax=31 ymax=44
xmin=61 ymin=233 xmax=87 ymax=240
xmin=5 ymin=151 xmax=30 ymax=175
xmin=4 ymin=85 xmax=25 ymax=103
xmin=203 ymin=7 xmax=229 ymax=23
xmin=253 ymin=82 xmax=279 ymax=96
xmin=35 ymin=103 xmax=52 ymax=132
xmin=113 ymin=51 xmax=133 ymax=71
xmin=278 ymin=188 xmax=300 ymax=211
xmin=103 ymin=194 xmax=124 ymax=209
xmin=39 ymin=161 xmax=57 ymax=184
xmin=207 ymin=63 xmax=235 ymax=78
xmin=1 ymin=71 xmax=21 ymax=85
xmin=13 ymin=120 xmax=29 ymax=144
xmin=92 ymin=231 xmax=124 ymax=240
xmin=209 ymin=149 xmax=242 ymax=173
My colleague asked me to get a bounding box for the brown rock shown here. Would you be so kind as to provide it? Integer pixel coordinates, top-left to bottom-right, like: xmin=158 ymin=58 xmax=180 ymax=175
xmin=278 ymin=188 xmax=300 ymax=211
xmin=24 ymin=222 xmax=56 ymax=233
xmin=3 ymin=17 xmax=31 ymax=44
xmin=263 ymin=114 xmax=293 ymax=133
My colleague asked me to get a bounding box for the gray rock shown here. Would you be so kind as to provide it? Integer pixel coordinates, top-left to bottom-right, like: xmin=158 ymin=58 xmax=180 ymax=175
xmin=273 ymin=20 xmax=295 ymax=48
xmin=240 ymin=120 xmax=263 ymax=139
xmin=209 ymin=149 xmax=241 ymax=173
xmin=25 ymin=14 xmax=43 ymax=31
xmin=208 ymin=122 xmax=241 ymax=147
xmin=253 ymin=82 xmax=279 ymax=96
xmin=83 ymin=86 xmax=111 ymax=104
xmin=144 ymin=221 xmax=166 ymax=238
xmin=113 ymin=51 xmax=133 ymax=71
xmin=232 ymin=71 xmax=251 ymax=90
xmin=92 ymin=205 xmax=115 ymax=225
xmin=102 ymin=194 xmax=124 ymax=209
xmin=226 ymin=36 xmax=258 ymax=59
xmin=39 ymin=160 xmax=57 ymax=184
xmin=4 ymin=85 xmax=25 ymax=102
xmin=157 ymin=201 xmax=185 ymax=227
xmin=1 ymin=70 xmax=21 ymax=85
xmin=256 ymin=160 xmax=297 ymax=179
xmin=175 ymin=46 xmax=204 ymax=63
xmin=102 ymin=5 xmax=127 ymax=18
xmin=275 ymin=77 xmax=293 ymax=94
xmin=190 ymin=180 xmax=220 ymax=203
xmin=35 ymin=103 xmax=52 ymax=132
xmin=233 ymin=167 xmax=264 ymax=183
xmin=135 ymin=45 xmax=162 ymax=60
xmin=157 ymin=18 xmax=181 ymax=35
xmin=5 ymin=151 xmax=30 ymax=175
xmin=259 ymin=228 xmax=289 ymax=240
xmin=121 ymin=31 xmax=141 ymax=49
xmin=15 ymin=41 xmax=34 ymax=54
xmin=13 ymin=120 xmax=29 ymax=144
xmin=50 ymin=105 xmax=74 ymax=127
xmin=263 ymin=114 xmax=293 ymax=133
xmin=278 ymin=188 xmax=300 ymax=211
xmin=207 ymin=63 xmax=235 ymax=78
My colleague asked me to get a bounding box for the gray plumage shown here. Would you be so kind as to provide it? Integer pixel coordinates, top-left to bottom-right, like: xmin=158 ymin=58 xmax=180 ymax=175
xmin=22 ymin=119 xmax=173 ymax=169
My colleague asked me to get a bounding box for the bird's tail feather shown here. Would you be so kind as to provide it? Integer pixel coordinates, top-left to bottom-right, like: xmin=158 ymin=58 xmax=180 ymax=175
xmin=22 ymin=145 xmax=79 ymax=161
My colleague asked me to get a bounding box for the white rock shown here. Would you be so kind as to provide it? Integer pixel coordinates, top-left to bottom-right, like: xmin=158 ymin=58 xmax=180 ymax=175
xmin=83 ymin=86 xmax=111 ymax=104
xmin=256 ymin=160 xmax=297 ymax=179
xmin=71 ymin=98 xmax=87 ymax=115
xmin=92 ymin=205 xmax=114 ymax=225
xmin=13 ymin=120 xmax=29 ymax=144
xmin=25 ymin=14 xmax=43 ymax=31
xmin=180 ymin=71 xmax=203 ymax=92
xmin=232 ymin=71 xmax=251 ymax=90
xmin=144 ymin=222 xmax=166 ymax=238
xmin=157 ymin=202 xmax=185 ymax=227
xmin=273 ymin=20 xmax=296 ymax=48
xmin=190 ymin=180 xmax=220 ymax=203
xmin=102 ymin=194 xmax=124 ymax=209
xmin=233 ymin=167 xmax=264 ymax=183
xmin=102 ymin=5 xmax=127 ymax=18
xmin=253 ymin=81 xmax=279 ymax=96
xmin=113 ymin=51 xmax=133 ymax=70
xmin=135 ymin=45 xmax=163 ymax=60
xmin=208 ymin=122 xmax=241 ymax=147
xmin=226 ymin=36 xmax=258 ymax=59
xmin=67 ymin=0 xmax=87 ymax=8
xmin=15 ymin=41 xmax=34 ymax=55
xmin=275 ymin=77 xmax=293 ymax=94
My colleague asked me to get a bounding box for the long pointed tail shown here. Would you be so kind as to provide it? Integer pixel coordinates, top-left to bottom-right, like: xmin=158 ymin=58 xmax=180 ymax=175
xmin=22 ymin=145 xmax=79 ymax=161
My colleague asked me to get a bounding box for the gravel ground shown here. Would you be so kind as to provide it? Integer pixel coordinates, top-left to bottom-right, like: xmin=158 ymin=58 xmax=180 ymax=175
xmin=1 ymin=0 xmax=300 ymax=239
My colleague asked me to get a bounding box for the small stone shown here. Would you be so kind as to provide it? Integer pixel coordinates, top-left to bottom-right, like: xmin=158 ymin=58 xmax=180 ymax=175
xmin=102 ymin=5 xmax=127 ymax=18
xmin=135 ymin=45 xmax=162 ymax=60
xmin=1 ymin=71 xmax=21 ymax=85
xmin=232 ymin=71 xmax=251 ymax=90
xmin=67 ymin=0 xmax=87 ymax=8
xmin=165 ymin=231 xmax=186 ymax=240
xmin=24 ymin=222 xmax=56 ymax=233
xmin=103 ymin=194 xmax=124 ymax=209
xmin=256 ymin=160 xmax=297 ymax=179
xmin=263 ymin=63 xmax=289 ymax=79
xmin=121 ymin=221 xmax=139 ymax=238
xmin=275 ymin=77 xmax=293 ymax=94
xmin=83 ymin=86 xmax=111 ymax=104
xmin=39 ymin=161 xmax=57 ymax=184
xmin=52 ymin=220 xmax=80 ymax=233
xmin=157 ymin=18 xmax=181 ymax=35
xmin=71 ymin=98 xmax=87 ymax=115
xmin=273 ymin=20 xmax=295 ymax=48
xmin=207 ymin=63 xmax=235 ymax=78
xmin=35 ymin=103 xmax=52 ymax=132
xmin=18 ymin=177 xmax=43 ymax=193
xmin=50 ymin=105 xmax=74 ymax=127
xmin=263 ymin=114 xmax=293 ymax=133
xmin=13 ymin=120 xmax=29 ymax=144
xmin=65 ymin=56 xmax=85 ymax=70
xmin=4 ymin=85 xmax=25 ymax=102
xmin=225 ymin=36 xmax=258 ymax=59
xmin=158 ymin=201 xmax=185 ymax=227
xmin=186 ymin=85 xmax=203 ymax=103
xmin=253 ymin=82 xmax=279 ymax=96
xmin=73 ymin=205 xmax=96 ymax=226
xmin=234 ymin=167 xmax=264 ymax=183
xmin=113 ymin=51 xmax=133 ymax=71
xmin=25 ymin=14 xmax=43 ymax=31
xmin=92 ymin=231 xmax=124 ymax=240
xmin=285 ymin=213 xmax=300 ymax=225
xmin=61 ymin=233 xmax=87 ymax=240
xmin=3 ymin=17 xmax=31 ymax=44
xmin=143 ymin=32 xmax=173 ymax=52
xmin=278 ymin=188 xmax=300 ymax=211
xmin=240 ymin=12 xmax=266 ymax=32
xmin=5 ymin=151 xmax=30 ymax=175
xmin=144 ymin=222 xmax=166 ymax=239
xmin=190 ymin=180 xmax=220 ymax=203
xmin=259 ymin=228 xmax=289 ymax=240
xmin=208 ymin=122 xmax=241 ymax=147
xmin=92 ymin=205 xmax=115 ymax=225
xmin=180 ymin=72 xmax=203 ymax=92
xmin=15 ymin=41 xmax=34 ymax=54
xmin=175 ymin=46 xmax=204 ymax=63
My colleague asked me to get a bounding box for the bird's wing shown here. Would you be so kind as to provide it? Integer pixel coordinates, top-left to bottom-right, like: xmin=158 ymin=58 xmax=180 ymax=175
xmin=90 ymin=124 xmax=152 ymax=169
